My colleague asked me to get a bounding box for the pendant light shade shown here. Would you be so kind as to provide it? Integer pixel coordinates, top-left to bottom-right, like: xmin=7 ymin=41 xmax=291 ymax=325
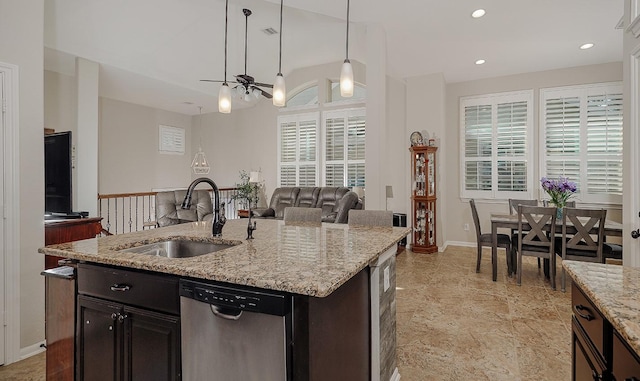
xmin=191 ymin=107 xmax=211 ymax=174
xmin=273 ymin=0 xmax=286 ymax=107
xmin=218 ymin=0 xmax=232 ymax=113
xmin=219 ymin=83 xmax=231 ymax=113
xmin=340 ymin=60 xmax=354 ymax=97
xmin=340 ymin=0 xmax=354 ymax=98
xmin=273 ymin=73 xmax=286 ymax=107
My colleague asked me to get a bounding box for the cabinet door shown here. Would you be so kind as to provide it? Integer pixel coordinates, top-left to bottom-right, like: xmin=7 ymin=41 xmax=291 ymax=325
xmin=77 ymin=295 xmax=123 ymax=381
xmin=613 ymin=331 xmax=640 ymax=381
xmin=572 ymin=317 xmax=606 ymax=381
xmin=124 ymin=305 xmax=181 ymax=381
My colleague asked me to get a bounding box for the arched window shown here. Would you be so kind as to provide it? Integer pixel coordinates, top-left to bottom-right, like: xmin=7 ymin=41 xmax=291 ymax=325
xmin=327 ymin=81 xmax=366 ymax=103
xmin=285 ymin=84 xmax=319 ymax=107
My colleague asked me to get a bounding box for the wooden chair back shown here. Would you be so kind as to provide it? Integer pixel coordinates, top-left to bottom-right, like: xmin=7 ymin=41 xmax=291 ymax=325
xmin=469 ymin=199 xmax=483 ymax=240
xmin=517 ymin=205 xmax=557 ymax=254
xmin=561 ymin=207 xmax=606 ymax=263
xmin=508 ymin=199 xmax=537 ymax=215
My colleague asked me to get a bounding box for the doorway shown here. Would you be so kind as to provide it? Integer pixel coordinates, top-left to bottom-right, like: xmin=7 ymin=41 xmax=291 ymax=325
xmin=0 ymin=61 xmax=21 ymax=365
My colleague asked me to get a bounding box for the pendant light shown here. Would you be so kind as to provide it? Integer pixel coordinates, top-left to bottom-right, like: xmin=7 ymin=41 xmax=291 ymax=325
xmin=218 ymin=0 xmax=232 ymax=113
xmin=191 ymin=106 xmax=211 ymax=174
xmin=272 ymin=0 xmax=286 ymax=107
xmin=340 ymin=0 xmax=354 ymax=98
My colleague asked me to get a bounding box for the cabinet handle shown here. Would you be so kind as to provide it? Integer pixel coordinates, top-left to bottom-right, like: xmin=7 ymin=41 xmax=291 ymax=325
xmin=117 ymin=313 xmax=128 ymax=323
xmin=110 ymin=284 xmax=131 ymax=292
xmin=574 ymin=304 xmax=594 ymax=321
xmin=625 ymin=378 xmax=640 ymax=381
xmin=110 ymin=313 xmax=117 ymax=320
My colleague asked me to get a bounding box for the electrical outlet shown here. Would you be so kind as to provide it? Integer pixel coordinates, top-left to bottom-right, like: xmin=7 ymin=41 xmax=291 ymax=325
xmin=383 ymin=266 xmax=390 ymax=292
xmin=464 ymin=223 xmax=470 ymax=231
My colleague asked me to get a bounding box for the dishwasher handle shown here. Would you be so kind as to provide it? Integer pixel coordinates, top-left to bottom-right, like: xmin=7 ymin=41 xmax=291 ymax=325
xmin=210 ymin=305 xmax=243 ymax=321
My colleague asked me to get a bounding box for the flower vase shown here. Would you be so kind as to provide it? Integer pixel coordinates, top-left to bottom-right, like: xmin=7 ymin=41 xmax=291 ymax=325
xmin=552 ymin=202 xmax=564 ymax=220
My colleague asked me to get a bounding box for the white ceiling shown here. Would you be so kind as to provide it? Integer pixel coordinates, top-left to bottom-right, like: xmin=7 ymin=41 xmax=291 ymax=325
xmin=44 ymin=0 xmax=624 ymax=115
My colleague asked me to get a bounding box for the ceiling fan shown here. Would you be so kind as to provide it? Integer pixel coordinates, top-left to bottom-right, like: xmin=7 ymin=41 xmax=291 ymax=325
xmin=201 ymin=8 xmax=273 ymax=101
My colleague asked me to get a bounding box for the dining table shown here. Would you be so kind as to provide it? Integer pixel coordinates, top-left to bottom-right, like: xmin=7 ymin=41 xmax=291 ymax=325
xmin=489 ymin=213 xmax=623 ymax=281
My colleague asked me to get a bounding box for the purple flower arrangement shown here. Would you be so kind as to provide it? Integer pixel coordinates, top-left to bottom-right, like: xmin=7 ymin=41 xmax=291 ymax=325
xmin=540 ymin=177 xmax=577 ymax=207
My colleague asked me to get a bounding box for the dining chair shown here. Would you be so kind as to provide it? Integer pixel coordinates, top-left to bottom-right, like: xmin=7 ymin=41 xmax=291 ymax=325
xmin=514 ymin=205 xmax=557 ymax=290
xmin=558 ymin=207 xmax=606 ymax=292
xmin=348 ymin=210 xmax=393 ymax=227
xmin=283 ymin=207 xmax=322 ymax=225
xmin=508 ymin=199 xmax=538 ymax=214
xmin=469 ymin=199 xmax=513 ymax=279
xmin=508 ymin=199 xmax=539 ymax=269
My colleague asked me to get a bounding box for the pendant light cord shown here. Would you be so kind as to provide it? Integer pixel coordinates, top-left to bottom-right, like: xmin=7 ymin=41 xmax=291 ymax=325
xmin=278 ymin=0 xmax=283 ymax=75
xmin=345 ymin=0 xmax=350 ymax=61
xmin=223 ymin=0 xmax=229 ymax=85
xmin=244 ymin=10 xmax=248 ymax=75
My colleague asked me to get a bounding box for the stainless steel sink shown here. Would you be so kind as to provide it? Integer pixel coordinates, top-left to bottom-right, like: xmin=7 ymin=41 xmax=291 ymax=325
xmin=120 ymin=239 xmax=234 ymax=258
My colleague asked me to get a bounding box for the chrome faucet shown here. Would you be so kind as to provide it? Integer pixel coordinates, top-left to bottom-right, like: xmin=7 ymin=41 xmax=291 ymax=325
xmin=182 ymin=177 xmax=226 ymax=237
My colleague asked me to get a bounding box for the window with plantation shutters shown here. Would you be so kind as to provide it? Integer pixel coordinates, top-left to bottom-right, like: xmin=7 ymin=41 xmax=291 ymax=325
xmin=323 ymin=108 xmax=366 ymax=187
xmin=541 ymin=82 xmax=622 ymax=204
xmin=460 ymin=91 xmax=534 ymax=199
xmin=277 ymin=112 xmax=319 ymax=187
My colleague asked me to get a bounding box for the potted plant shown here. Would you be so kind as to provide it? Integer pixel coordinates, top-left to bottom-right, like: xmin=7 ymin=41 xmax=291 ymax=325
xmin=232 ymin=170 xmax=259 ymax=210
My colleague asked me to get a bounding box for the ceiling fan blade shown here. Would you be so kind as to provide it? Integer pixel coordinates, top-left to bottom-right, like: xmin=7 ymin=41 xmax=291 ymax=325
xmin=257 ymin=87 xmax=273 ymax=99
xmin=253 ymin=82 xmax=274 ymax=88
xmin=200 ymin=79 xmax=239 ymax=84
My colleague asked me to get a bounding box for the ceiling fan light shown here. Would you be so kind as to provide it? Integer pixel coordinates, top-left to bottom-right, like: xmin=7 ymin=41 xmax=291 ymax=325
xmin=218 ymin=83 xmax=231 ymax=113
xmin=340 ymin=60 xmax=354 ymax=97
xmin=273 ymin=73 xmax=286 ymax=107
xmin=253 ymin=88 xmax=261 ymax=99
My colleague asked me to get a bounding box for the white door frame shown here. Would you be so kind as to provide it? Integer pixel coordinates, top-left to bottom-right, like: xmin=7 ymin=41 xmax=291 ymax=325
xmin=0 ymin=61 xmax=21 ymax=365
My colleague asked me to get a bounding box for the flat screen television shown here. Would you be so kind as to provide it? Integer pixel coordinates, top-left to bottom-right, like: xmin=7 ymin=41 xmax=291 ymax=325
xmin=45 ymin=131 xmax=73 ymax=215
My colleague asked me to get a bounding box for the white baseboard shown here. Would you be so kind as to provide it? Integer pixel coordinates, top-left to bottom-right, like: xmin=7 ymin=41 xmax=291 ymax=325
xmin=20 ymin=340 xmax=46 ymax=360
xmin=441 ymin=241 xmax=475 ymax=251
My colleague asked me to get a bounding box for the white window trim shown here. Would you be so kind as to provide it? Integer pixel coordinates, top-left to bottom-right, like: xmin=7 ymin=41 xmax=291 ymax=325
xmin=539 ymin=82 xmax=623 ymax=205
xmin=459 ymin=90 xmax=534 ymax=200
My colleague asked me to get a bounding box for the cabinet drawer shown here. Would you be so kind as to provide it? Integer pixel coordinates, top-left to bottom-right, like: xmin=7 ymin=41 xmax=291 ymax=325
xmin=613 ymin=330 xmax=640 ymax=380
xmin=77 ymin=263 xmax=179 ymax=315
xmin=572 ymin=283 xmax=606 ymax=359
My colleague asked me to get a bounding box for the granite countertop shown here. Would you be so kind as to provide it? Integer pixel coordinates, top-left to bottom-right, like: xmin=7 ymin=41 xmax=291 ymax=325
xmin=563 ymin=261 xmax=640 ymax=355
xmin=39 ymin=218 xmax=411 ymax=298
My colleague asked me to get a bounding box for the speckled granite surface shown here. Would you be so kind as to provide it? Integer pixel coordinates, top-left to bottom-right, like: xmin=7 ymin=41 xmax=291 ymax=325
xmin=39 ymin=219 xmax=410 ymax=298
xmin=563 ymin=260 xmax=640 ymax=355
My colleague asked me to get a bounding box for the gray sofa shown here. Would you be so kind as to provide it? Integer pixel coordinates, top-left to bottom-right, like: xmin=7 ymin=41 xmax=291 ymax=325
xmin=252 ymin=187 xmax=362 ymax=223
xmin=155 ymin=190 xmax=213 ymax=227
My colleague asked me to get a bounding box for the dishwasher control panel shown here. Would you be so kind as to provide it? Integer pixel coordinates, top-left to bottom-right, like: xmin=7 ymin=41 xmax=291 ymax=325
xmin=179 ymin=279 xmax=291 ymax=316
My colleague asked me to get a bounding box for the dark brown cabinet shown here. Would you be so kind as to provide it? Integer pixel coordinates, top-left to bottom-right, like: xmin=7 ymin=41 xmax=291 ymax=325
xmin=45 ymin=217 xmax=103 ymax=269
xmin=76 ymin=264 xmax=180 ymax=381
xmin=409 ymin=145 xmax=437 ymax=254
xmin=571 ymin=282 xmax=640 ymax=381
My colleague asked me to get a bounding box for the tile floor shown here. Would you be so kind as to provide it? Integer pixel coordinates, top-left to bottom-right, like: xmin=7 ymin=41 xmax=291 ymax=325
xmin=396 ymin=246 xmax=572 ymax=381
xmin=0 ymin=245 xmax=572 ymax=380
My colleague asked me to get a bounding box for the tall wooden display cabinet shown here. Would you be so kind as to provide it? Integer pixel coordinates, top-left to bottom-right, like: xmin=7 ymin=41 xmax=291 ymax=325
xmin=410 ymin=146 xmax=437 ymax=253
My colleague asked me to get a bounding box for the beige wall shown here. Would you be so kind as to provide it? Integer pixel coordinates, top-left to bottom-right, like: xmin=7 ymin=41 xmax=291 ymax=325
xmin=442 ymin=62 xmax=623 ymax=248
xmin=0 ymin=0 xmax=46 ymax=354
xmin=98 ymin=98 xmax=194 ymax=193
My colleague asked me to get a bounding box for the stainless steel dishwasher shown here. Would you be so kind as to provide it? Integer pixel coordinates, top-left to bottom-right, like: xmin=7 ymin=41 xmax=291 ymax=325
xmin=179 ymin=279 xmax=292 ymax=381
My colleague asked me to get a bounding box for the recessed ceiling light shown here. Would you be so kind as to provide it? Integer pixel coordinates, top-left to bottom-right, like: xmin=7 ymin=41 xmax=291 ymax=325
xmin=475 ymin=59 xmax=486 ymax=65
xmin=580 ymin=43 xmax=594 ymax=50
xmin=471 ymin=9 xmax=486 ymax=18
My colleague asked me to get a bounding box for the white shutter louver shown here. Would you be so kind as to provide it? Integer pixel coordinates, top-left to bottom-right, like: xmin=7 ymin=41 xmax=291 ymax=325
xmin=541 ymin=83 xmax=623 ymax=203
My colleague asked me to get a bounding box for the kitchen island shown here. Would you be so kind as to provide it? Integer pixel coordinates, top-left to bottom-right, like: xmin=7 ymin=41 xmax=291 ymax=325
xmin=40 ymin=218 xmax=410 ymax=381
xmin=563 ymin=261 xmax=640 ymax=380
